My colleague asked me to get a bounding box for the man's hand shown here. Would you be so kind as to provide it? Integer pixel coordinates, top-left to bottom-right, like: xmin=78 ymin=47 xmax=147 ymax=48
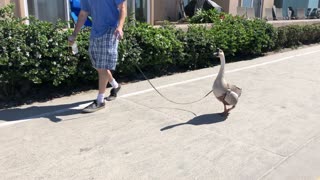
xmin=68 ymin=35 xmax=76 ymax=46
xmin=115 ymin=1 xmax=126 ymax=40
xmin=67 ymin=10 xmax=88 ymax=46
xmin=114 ymin=28 xmax=123 ymax=40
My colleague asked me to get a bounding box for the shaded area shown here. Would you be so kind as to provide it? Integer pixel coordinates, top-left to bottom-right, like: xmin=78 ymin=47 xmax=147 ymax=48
xmin=161 ymin=113 xmax=227 ymax=131
xmin=0 ymin=82 xmax=96 ymax=109
xmin=0 ymin=100 xmax=92 ymax=123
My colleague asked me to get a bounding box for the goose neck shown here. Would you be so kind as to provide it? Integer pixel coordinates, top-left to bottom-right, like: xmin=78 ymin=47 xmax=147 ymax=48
xmin=217 ymin=55 xmax=225 ymax=78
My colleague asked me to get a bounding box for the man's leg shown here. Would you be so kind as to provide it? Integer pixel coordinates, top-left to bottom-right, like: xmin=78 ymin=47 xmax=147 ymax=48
xmin=98 ymin=69 xmax=108 ymax=97
xmin=106 ymin=70 xmax=117 ymax=87
xmin=105 ymin=69 xmax=121 ymax=101
xmin=82 ymin=68 xmax=107 ymax=113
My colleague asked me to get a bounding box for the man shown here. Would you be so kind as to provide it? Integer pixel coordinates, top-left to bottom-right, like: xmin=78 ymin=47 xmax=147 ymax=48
xmin=68 ymin=0 xmax=127 ymax=113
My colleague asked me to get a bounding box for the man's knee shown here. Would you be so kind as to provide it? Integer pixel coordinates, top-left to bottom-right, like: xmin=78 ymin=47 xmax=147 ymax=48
xmin=96 ymin=69 xmax=107 ymax=74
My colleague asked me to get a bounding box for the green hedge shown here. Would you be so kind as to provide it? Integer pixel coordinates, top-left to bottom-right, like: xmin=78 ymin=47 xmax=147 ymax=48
xmin=119 ymin=21 xmax=185 ymax=75
xmin=1 ymin=5 xmax=320 ymax=102
xmin=0 ymin=5 xmax=78 ymax=99
xmin=189 ymin=9 xmax=276 ymax=56
xmin=275 ymin=24 xmax=320 ymax=48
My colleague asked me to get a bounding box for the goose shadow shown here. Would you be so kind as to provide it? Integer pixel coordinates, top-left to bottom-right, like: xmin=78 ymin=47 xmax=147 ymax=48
xmin=161 ymin=113 xmax=228 ymax=131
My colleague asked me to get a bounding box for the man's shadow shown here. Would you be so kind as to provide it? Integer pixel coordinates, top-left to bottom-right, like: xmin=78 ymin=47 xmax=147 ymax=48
xmin=161 ymin=113 xmax=228 ymax=131
xmin=0 ymin=100 xmax=92 ymax=123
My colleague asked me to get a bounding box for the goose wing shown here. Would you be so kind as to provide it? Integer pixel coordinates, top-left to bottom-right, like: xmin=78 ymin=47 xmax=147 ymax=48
xmin=228 ymin=84 xmax=242 ymax=97
xmin=224 ymin=90 xmax=239 ymax=106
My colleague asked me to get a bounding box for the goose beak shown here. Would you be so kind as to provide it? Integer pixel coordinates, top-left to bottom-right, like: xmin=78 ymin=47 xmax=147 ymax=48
xmin=213 ymin=48 xmax=220 ymax=56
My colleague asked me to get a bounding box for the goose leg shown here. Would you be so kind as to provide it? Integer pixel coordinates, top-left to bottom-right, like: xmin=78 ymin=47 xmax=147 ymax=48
xmin=227 ymin=105 xmax=236 ymax=112
xmin=222 ymin=105 xmax=236 ymax=116
xmin=222 ymin=104 xmax=229 ymax=116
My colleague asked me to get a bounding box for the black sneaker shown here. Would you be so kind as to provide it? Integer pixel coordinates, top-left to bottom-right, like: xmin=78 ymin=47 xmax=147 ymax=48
xmin=105 ymin=85 xmax=121 ymax=101
xmin=82 ymin=100 xmax=105 ymax=113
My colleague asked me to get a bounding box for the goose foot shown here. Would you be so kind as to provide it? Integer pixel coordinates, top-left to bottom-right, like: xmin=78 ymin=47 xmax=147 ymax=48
xmin=221 ymin=105 xmax=235 ymax=116
xmin=220 ymin=111 xmax=229 ymax=116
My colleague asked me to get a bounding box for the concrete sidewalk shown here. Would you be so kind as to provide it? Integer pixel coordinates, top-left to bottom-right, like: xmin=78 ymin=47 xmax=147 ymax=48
xmin=1 ymin=45 xmax=320 ymax=180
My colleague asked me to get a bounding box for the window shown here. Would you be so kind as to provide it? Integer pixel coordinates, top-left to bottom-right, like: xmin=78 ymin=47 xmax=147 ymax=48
xmin=135 ymin=0 xmax=148 ymax=21
xmin=27 ymin=0 xmax=69 ymax=23
xmin=183 ymin=0 xmax=191 ymax=6
xmin=252 ymin=0 xmax=262 ymax=17
xmin=309 ymin=0 xmax=319 ymax=8
xmin=127 ymin=0 xmax=149 ymax=22
xmin=242 ymin=0 xmax=253 ymax=8
xmin=241 ymin=0 xmax=262 ymax=17
xmin=279 ymin=0 xmax=311 ymax=17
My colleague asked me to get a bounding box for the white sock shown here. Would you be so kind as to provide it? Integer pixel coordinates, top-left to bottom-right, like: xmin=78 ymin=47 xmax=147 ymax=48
xmin=97 ymin=93 xmax=105 ymax=104
xmin=110 ymin=78 xmax=119 ymax=88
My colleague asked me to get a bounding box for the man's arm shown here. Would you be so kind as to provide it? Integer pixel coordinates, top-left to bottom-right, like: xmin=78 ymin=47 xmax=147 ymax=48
xmin=68 ymin=10 xmax=89 ymax=45
xmin=114 ymin=1 xmax=127 ymax=39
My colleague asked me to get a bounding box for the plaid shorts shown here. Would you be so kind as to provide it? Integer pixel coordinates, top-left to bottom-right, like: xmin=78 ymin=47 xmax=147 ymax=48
xmin=89 ymin=28 xmax=119 ymax=70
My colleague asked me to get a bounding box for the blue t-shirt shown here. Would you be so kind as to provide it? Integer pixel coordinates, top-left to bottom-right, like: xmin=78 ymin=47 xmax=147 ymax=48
xmin=80 ymin=0 xmax=125 ymax=38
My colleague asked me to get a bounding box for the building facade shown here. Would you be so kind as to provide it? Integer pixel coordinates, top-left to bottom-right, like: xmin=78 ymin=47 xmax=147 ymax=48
xmin=0 ymin=0 xmax=71 ymax=23
xmin=0 ymin=0 xmax=155 ymax=24
xmin=0 ymin=0 xmax=26 ymax=17
xmin=274 ymin=0 xmax=320 ymax=16
xmin=1 ymin=0 xmax=319 ymax=25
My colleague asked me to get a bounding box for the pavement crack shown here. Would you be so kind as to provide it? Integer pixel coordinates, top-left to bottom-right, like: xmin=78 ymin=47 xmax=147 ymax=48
xmin=79 ymin=147 xmax=92 ymax=153
xmin=258 ymin=131 xmax=320 ymax=180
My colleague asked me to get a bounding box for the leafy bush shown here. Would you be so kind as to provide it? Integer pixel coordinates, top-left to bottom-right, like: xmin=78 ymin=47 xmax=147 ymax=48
xmin=2 ymin=4 xmax=320 ymax=103
xmin=124 ymin=21 xmax=185 ymax=74
xmin=235 ymin=18 xmax=276 ymax=55
xmin=276 ymin=25 xmax=320 ymax=48
xmin=71 ymin=28 xmax=97 ymax=82
xmin=0 ymin=4 xmax=78 ymax=99
xmin=189 ymin=9 xmax=276 ymax=56
xmin=189 ymin=9 xmax=222 ymax=23
xmin=182 ymin=25 xmax=216 ymax=69
xmin=117 ymin=19 xmax=186 ymax=78
xmin=0 ymin=5 xmax=28 ymax=98
xmin=117 ymin=20 xmax=143 ymax=77
xmin=23 ymin=17 xmax=78 ymax=85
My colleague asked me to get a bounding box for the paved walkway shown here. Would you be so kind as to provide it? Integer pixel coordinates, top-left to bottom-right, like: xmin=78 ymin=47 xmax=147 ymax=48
xmin=1 ymin=45 xmax=320 ymax=180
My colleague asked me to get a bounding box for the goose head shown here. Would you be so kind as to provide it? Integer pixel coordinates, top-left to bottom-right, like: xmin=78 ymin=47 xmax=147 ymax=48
xmin=213 ymin=48 xmax=225 ymax=58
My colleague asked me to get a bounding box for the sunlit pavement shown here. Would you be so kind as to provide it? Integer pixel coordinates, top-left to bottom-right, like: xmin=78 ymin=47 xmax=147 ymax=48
xmin=1 ymin=45 xmax=320 ymax=180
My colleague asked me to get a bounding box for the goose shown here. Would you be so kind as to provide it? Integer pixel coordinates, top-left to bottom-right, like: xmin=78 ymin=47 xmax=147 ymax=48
xmin=213 ymin=48 xmax=242 ymax=115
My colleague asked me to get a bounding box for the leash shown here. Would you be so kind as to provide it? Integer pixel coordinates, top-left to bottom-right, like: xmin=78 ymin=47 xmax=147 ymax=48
xmin=134 ymin=64 xmax=213 ymax=105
